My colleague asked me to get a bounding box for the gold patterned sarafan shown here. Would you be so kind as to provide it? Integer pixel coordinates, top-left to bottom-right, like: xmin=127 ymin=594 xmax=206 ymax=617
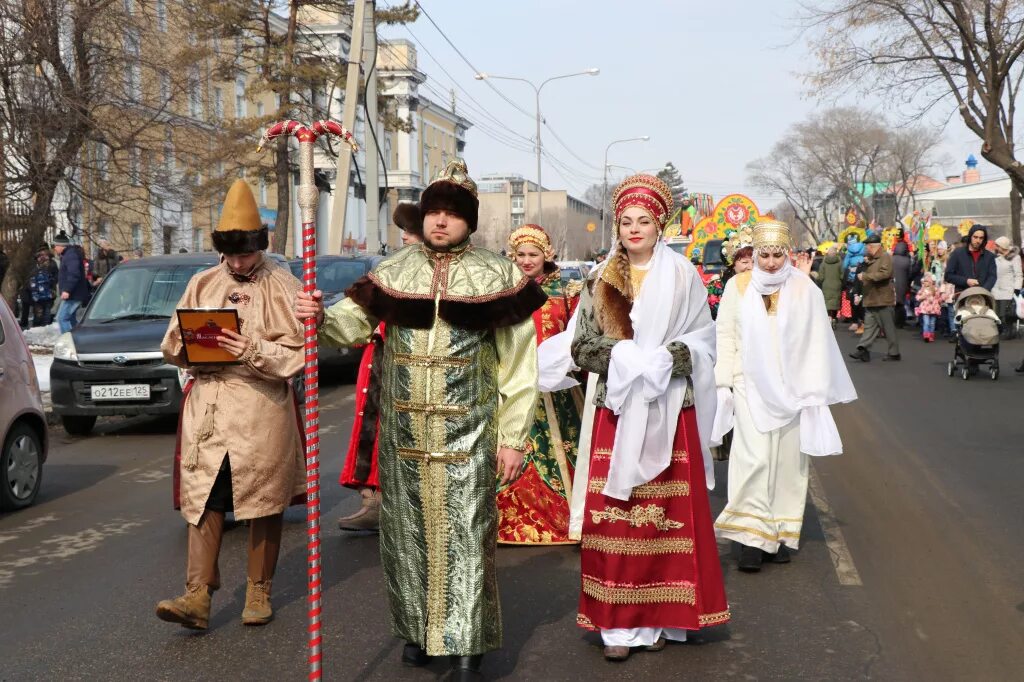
xmin=582 ymin=575 xmax=696 ymax=605
xmin=590 ymin=504 xmax=685 ymax=531
xmin=591 ymin=448 xmax=688 ymax=463
xmin=581 ymin=535 xmax=694 ymax=555
xmin=588 ymin=478 xmax=690 ymax=498
xmin=699 ymin=610 xmax=732 ymax=626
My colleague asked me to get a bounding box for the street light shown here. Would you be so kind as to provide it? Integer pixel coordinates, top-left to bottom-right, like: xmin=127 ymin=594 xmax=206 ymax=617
xmin=475 ymin=68 xmax=600 ymax=223
xmin=602 ymin=136 xmax=650 ymax=249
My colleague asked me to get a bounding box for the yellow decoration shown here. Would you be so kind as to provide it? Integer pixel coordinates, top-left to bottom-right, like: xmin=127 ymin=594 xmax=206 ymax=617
xmin=586 ymin=222 xmax=597 ymax=233
xmin=927 ymin=223 xmax=946 ymax=241
xmin=837 ymin=226 xmax=867 ymax=244
xmin=817 ymin=240 xmax=837 ymax=254
xmin=685 ymin=194 xmax=762 ymax=257
xmin=845 ymin=208 xmax=858 ymax=226
xmin=881 ymin=227 xmax=902 ymax=252
xmin=959 ymin=219 xmax=974 ymax=236
xmin=662 ymin=222 xmax=681 ymax=238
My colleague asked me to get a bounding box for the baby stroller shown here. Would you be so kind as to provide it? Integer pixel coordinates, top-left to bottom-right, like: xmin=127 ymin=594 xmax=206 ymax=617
xmin=947 ymin=287 xmax=1000 ymax=381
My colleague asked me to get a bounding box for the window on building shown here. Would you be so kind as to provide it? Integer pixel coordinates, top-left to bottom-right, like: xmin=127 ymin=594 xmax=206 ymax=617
xmin=213 ymin=87 xmax=224 ymax=119
xmin=511 ymin=214 xmax=525 ymax=228
xmin=156 ymin=0 xmax=167 ymax=31
xmin=123 ymin=29 xmax=141 ymax=101
xmin=131 ymin=223 xmax=143 ymax=250
xmin=194 ymin=230 xmax=203 ymax=253
xmin=259 ymin=178 xmax=267 ymax=206
xmin=189 ymin=69 xmax=202 ymax=119
xmin=256 ymin=101 xmax=264 ymax=118
xmin=128 ymin=146 xmax=141 ymax=186
xmin=163 ymin=128 xmax=174 ymax=177
xmin=98 ymin=218 xmax=110 ymax=240
xmin=95 ymin=144 xmax=110 ymax=181
xmin=235 ymin=77 xmax=246 ymax=118
xmin=160 ymin=70 xmax=171 ymax=105
xmin=511 ymin=195 xmax=524 ymax=211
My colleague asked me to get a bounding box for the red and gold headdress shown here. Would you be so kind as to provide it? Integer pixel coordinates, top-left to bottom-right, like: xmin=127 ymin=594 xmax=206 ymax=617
xmin=507 ymin=224 xmax=555 ymax=262
xmin=612 ymin=174 xmax=674 ymax=228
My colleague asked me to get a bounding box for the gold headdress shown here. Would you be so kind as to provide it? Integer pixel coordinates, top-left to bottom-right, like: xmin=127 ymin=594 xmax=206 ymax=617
xmin=611 ymin=174 xmax=675 ymax=228
xmin=507 ymin=224 xmax=555 ymax=262
xmin=752 ymin=219 xmax=792 ymax=252
xmin=722 ymin=224 xmax=754 ymax=265
xmin=430 ymin=158 xmax=478 ymax=197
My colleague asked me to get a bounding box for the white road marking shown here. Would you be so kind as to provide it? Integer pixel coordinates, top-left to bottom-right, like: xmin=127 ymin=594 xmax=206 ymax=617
xmin=0 ymin=513 xmax=60 ymax=545
xmin=0 ymin=518 xmax=144 ymax=589
xmin=809 ymin=467 xmax=863 ymax=587
xmin=134 ymin=469 xmax=171 ymax=484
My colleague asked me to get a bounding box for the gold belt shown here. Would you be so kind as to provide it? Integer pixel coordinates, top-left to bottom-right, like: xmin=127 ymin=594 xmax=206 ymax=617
xmin=393 ymin=353 xmax=471 ymax=369
xmin=397 ymin=448 xmax=471 ymax=464
xmin=393 ymin=400 xmax=469 ymax=416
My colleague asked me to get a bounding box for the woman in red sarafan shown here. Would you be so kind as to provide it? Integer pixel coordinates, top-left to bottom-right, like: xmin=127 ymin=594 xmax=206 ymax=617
xmin=570 ymin=174 xmax=729 ymax=661
xmin=497 ymin=225 xmax=583 ymax=544
xmin=335 ymin=203 xmax=423 ymax=531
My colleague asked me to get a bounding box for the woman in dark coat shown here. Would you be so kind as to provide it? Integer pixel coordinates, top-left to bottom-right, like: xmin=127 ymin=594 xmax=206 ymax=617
xmin=816 ymin=246 xmax=844 ymax=321
xmin=892 ymin=241 xmax=913 ymax=327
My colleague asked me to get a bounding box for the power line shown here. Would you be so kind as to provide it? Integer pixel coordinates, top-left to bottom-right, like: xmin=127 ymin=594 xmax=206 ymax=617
xmin=411 ymin=0 xmax=534 ymax=119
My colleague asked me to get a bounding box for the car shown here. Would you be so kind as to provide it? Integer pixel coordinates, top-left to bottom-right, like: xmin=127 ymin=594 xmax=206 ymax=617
xmin=288 ymin=254 xmax=382 ymax=368
xmin=557 ymin=260 xmax=591 ymax=286
xmin=48 ymin=252 xmax=290 ymax=436
xmin=0 ymin=297 xmax=48 ymax=510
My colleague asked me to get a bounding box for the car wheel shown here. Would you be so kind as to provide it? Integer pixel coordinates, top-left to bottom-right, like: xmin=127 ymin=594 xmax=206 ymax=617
xmin=61 ymin=415 xmax=97 ymax=436
xmin=0 ymin=423 xmax=43 ymax=511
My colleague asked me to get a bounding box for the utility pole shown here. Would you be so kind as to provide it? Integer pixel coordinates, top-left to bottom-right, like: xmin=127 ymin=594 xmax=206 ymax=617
xmin=328 ymin=0 xmax=367 ymax=254
xmin=363 ymin=5 xmax=380 ymax=254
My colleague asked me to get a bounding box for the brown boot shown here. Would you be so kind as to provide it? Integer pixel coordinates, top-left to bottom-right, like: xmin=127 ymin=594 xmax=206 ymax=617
xmin=242 ymin=578 xmax=273 ymax=625
xmin=337 ymin=487 xmax=381 ymax=531
xmin=156 ymin=584 xmax=211 ymax=629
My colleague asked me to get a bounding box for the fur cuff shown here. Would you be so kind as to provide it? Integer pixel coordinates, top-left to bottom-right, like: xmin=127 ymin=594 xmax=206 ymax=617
xmin=438 ymin=279 xmax=547 ymax=330
xmin=345 ymin=276 xmax=435 ymax=329
xmin=212 ymin=227 xmax=269 ymax=255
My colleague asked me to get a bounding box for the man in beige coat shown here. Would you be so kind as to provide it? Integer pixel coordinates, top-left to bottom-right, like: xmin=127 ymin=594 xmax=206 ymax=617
xmin=156 ymin=180 xmax=306 ymax=629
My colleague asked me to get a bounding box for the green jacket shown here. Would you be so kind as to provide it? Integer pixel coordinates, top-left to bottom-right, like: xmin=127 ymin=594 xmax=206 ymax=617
xmin=861 ymin=249 xmax=896 ymax=308
xmin=817 ymin=254 xmax=844 ymax=310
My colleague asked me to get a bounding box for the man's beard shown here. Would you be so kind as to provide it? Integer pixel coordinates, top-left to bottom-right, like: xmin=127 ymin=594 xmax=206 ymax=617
xmin=424 ymin=233 xmax=467 ymax=252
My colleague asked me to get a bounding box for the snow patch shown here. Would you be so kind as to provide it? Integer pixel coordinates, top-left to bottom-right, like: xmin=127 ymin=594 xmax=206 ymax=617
xmin=23 ymin=323 xmax=61 ymax=350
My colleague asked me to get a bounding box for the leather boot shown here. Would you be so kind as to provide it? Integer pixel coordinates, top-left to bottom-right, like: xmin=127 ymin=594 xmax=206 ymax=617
xmin=337 ymin=487 xmax=381 ymax=532
xmin=243 ymin=514 xmax=282 ymax=625
xmin=738 ymin=544 xmax=763 ymax=572
xmin=156 ymin=583 xmax=211 ymax=629
xmin=767 ymin=545 xmax=791 ymax=564
xmin=603 ymin=646 xmax=630 ymax=661
xmin=449 ymin=655 xmax=483 ymax=680
xmin=242 ymin=578 xmax=273 ymax=625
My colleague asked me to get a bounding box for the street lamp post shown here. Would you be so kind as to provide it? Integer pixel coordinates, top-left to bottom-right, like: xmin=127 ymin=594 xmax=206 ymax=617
xmin=602 ymin=136 xmax=650 ymax=249
xmin=475 ymin=68 xmax=599 ymax=223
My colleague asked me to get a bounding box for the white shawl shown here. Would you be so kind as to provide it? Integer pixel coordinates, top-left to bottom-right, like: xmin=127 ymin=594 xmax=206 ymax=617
xmin=602 ymin=240 xmax=717 ymax=500
xmin=734 ymin=260 xmax=857 ymax=455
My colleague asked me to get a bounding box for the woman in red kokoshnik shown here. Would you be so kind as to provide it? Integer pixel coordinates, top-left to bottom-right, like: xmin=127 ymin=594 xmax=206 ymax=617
xmin=497 ymin=225 xmax=582 ymax=544
xmin=570 ymin=174 xmax=729 ymax=660
xmin=336 ymin=204 xmax=423 ymax=531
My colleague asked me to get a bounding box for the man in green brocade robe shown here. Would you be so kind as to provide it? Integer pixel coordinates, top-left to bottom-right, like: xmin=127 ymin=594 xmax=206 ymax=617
xmin=296 ymin=160 xmax=544 ymax=678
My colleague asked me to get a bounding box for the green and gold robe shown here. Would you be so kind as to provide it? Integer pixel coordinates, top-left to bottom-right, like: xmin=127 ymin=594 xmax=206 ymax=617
xmin=320 ymin=241 xmax=544 ymax=656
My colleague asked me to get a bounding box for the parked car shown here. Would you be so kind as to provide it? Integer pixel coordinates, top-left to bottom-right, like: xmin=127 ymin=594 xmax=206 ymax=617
xmin=0 ymin=297 xmax=48 ymax=510
xmin=557 ymin=260 xmax=591 ymax=286
xmin=288 ymin=254 xmax=382 ymax=368
xmin=49 ymin=253 xmax=221 ymax=435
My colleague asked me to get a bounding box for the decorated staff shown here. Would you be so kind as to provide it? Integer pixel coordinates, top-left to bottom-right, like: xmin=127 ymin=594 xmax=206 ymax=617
xmin=258 ymin=120 xmax=358 ymax=681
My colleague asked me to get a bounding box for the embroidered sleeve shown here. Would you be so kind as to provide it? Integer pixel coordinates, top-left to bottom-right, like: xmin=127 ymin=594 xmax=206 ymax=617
xmin=665 ymin=342 xmax=692 ymax=377
xmin=495 ymin=317 xmax=539 ymax=451
xmin=570 ymin=284 xmax=617 ymax=377
xmin=320 ymin=296 xmax=378 ymax=348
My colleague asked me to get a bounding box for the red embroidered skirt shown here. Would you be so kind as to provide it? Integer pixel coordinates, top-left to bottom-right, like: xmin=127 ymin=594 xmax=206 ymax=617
xmin=577 ymin=406 xmax=730 ymax=632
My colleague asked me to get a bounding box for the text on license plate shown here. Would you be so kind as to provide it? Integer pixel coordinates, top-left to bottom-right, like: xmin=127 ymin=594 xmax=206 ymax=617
xmin=90 ymin=384 xmax=151 ymax=401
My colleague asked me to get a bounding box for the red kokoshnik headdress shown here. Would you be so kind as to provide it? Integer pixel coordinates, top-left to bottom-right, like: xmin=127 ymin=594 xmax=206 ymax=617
xmin=612 ymin=174 xmax=675 ymax=228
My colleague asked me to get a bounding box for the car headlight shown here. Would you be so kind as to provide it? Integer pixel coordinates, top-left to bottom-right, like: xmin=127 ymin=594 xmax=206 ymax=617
xmin=54 ymin=332 xmax=78 ymax=362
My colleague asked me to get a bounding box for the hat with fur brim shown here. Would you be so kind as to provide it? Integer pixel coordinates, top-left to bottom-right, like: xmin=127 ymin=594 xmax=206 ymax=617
xmin=420 ymin=159 xmax=479 ymax=233
xmin=393 ymin=202 xmax=423 ymax=237
xmin=212 ymin=179 xmax=268 ymax=254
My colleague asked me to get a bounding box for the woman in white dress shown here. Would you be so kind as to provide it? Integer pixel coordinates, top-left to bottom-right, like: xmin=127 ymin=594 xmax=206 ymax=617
xmin=711 ymin=219 xmax=857 ymax=572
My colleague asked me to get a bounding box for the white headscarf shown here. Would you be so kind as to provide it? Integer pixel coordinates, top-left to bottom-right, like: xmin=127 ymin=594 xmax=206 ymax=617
xmin=601 ymin=239 xmax=717 ymax=499
xmin=738 ymin=258 xmax=857 ymax=455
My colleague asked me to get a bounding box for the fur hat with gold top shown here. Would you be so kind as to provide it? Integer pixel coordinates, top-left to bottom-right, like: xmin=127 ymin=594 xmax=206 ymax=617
xmin=420 ymin=159 xmax=479 ymax=232
xmin=212 ymin=179 xmax=269 ymax=255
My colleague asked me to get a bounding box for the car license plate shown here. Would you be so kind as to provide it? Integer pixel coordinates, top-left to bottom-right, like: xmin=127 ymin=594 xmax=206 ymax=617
xmin=90 ymin=384 xmax=151 ymax=401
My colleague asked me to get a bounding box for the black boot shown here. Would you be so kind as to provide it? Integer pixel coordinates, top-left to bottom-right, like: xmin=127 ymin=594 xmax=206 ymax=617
xmin=738 ymin=544 xmax=763 ymax=572
xmin=767 ymin=545 xmax=791 ymax=564
xmin=449 ymin=655 xmax=483 ymax=680
xmin=402 ymin=642 xmax=430 ymax=667
xmin=847 ymin=347 xmax=870 ymax=362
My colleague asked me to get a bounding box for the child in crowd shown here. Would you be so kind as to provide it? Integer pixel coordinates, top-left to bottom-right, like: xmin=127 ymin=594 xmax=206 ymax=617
xmin=914 ymin=273 xmax=944 ymax=342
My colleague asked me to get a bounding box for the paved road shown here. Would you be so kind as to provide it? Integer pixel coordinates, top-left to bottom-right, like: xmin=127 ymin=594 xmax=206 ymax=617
xmin=1 ymin=330 xmax=1022 ymax=681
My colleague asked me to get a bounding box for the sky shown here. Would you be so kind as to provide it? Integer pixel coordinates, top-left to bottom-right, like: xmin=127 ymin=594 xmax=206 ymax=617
xmin=380 ymin=0 xmax=1007 ymax=213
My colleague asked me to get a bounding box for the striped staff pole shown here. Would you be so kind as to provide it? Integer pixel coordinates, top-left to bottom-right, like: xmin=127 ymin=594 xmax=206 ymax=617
xmin=258 ymin=120 xmax=357 ymax=680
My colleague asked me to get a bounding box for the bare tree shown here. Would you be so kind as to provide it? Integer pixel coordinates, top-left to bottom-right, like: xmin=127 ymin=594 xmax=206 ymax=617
xmin=801 ymin=1 xmax=1024 ymax=244
xmin=0 ymin=0 xmax=204 ymax=304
